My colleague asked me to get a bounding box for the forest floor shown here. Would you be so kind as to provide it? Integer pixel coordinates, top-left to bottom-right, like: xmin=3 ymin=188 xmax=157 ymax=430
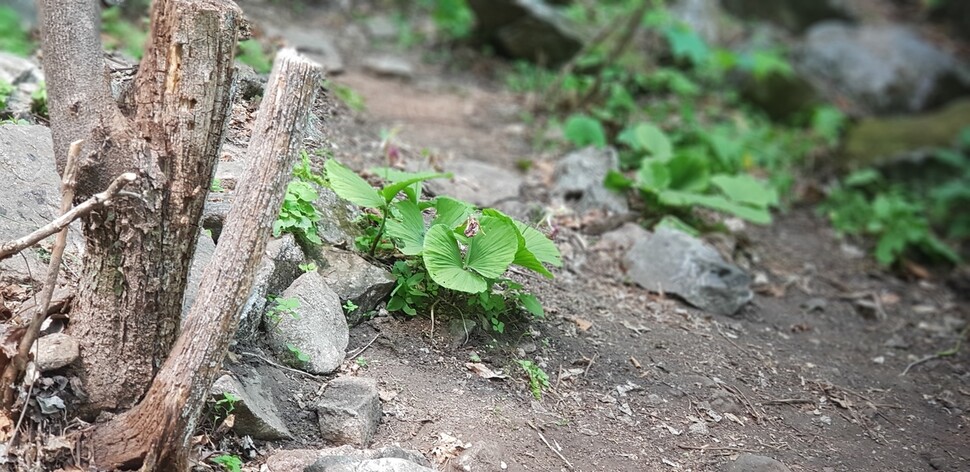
xmin=232 ymin=2 xmax=969 ymax=471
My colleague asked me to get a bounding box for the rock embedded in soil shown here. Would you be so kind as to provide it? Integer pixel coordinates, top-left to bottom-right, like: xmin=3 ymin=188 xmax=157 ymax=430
xmin=721 ymin=454 xmax=792 ymax=472
xmin=796 ymin=22 xmax=970 ymax=115
xmin=423 ymin=159 xmax=523 ymax=207
xmin=0 ymin=124 xmax=82 ymax=284
xmin=31 ymin=333 xmax=79 ymax=371
xmin=210 ymin=373 xmax=293 ymax=440
xmin=265 ymin=445 xmax=430 ymax=472
xmin=361 ymin=55 xmax=415 ymax=80
xmin=316 ymin=376 xmax=382 ymax=447
xmin=623 ymin=226 xmax=752 ymax=316
xmin=314 ymin=246 xmax=394 ymax=317
xmin=311 ymin=185 xmax=364 ymax=247
xmin=467 ymin=0 xmax=584 ymax=65
xmin=267 ymin=271 xmax=348 ymax=374
xmin=238 ymin=234 xmax=306 ymax=340
xmin=552 ymin=146 xmax=629 ymax=215
xmin=306 ymin=457 xmax=434 ymax=472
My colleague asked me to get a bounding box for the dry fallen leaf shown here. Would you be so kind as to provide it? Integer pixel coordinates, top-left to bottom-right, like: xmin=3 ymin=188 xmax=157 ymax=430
xmin=465 ymin=362 xmax=507 ymax=380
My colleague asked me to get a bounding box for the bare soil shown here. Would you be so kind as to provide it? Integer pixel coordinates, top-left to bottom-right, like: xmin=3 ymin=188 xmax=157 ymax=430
xmin=218 ymin=2 xmax=970 ymax=471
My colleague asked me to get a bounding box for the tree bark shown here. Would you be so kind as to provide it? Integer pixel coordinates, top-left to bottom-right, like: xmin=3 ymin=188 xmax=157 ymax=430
xmin=39 ymin=0 xmax=242 ymax=412
xmin=86 ymin=48 xmax=323 ymax=471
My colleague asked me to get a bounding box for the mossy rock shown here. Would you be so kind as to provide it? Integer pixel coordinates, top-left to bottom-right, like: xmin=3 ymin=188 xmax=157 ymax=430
xmin=843 ymin=99 xmax=970 ymax=169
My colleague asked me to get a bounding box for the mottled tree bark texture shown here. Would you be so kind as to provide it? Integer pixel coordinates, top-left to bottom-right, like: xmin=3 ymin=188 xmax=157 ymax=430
xmin=38 ymin=0 xmax=322 ymax=469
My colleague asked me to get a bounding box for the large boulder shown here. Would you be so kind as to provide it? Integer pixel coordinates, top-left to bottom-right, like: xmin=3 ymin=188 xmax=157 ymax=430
xmin=843 ymin=98 xmax=970 ymax=169
xmin=552 ymin=146 xmax=629 ymax=215
xmin=0 ymin=125 xmax=81 ymax=283
xmin=720 ymin=0 xmax=853 ymax=33
xmin=796 ymin=22 xmax=970 ymax=116
xmin=267 ymin=272 xmax=348 ymax=375
xmin=467 ymin=0 xmax=583 ymax=65
xmin=623 ymin=226 xmax=752 ymax=316
xmin=310 ymin=185 xmax=363 ymax=248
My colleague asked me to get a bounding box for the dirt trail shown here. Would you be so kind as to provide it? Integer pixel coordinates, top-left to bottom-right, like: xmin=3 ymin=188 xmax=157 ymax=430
xmin=243 ymin=3 xmax=970 ymax=471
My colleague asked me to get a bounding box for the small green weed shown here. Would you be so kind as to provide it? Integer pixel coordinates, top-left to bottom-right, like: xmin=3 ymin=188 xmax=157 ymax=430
xmin=0 ymin=79 xmax=12 ymax=111
xmin=30 ymin=81 xmax=46 ymax=119
xmin=274 ymin=152 xmax=327 ymax=245
xmin=101 ymin=7 xmax=148 ymax=59
xmin=355 ymin=357 xmax=369 ymax=368
xmin=213 ymin=392 xmax=239 ymax=421
xmin=265 ymin=296 xmax=300 ymax=330
xmin=237 ymin=39 xmax=272 ymax=74
xmin=324 ymin=80 xmax=366 ymax=113
xmin=517 ymin=360 xmax=550 ymax=400
xmin=419 ymin=0 xmax=474 ymax=39
xmin=299 ymin=262 xmax=318 ymax=273
xmin=0 ymin=7 xmax=33 ymax=56
xmin=210 ymin=179 xmax=225 ymax=193
xmin=211 ymin=454 xmax=243 ymax=472
xmin=285 ymin=343 xmax=311 ymax=366
xmin=342 ymin=299 xmax=359 ymax=314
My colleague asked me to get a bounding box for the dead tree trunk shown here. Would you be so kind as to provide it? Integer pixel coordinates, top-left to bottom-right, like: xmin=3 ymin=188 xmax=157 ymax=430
xmin=37 ymin=0 xmax=325 ymax=468
xmin=87 ymin=49 xmax=322 ymax=470
xmin=40 ymin=0 xmax=240 ymax=411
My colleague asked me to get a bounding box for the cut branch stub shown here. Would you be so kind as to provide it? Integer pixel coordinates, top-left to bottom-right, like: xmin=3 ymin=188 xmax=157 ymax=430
xmin=87 ymin=48 xmax=324 ymax=471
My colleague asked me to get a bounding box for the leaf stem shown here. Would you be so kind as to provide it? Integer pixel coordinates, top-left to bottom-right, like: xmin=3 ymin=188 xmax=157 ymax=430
xmin=369 ymin=206 xmax=389 ymax=256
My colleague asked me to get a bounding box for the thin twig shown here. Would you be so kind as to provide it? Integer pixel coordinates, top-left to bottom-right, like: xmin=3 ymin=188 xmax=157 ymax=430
xmin=0 ymin=171 xmax=137 ymax=260
xmin=528 ymin=421 xmax=573 ymax=469
xmin=345 ymin=334 xmax=380 ymax=361
xmin=677 ymin=444 xmax=757 ymax=453
xmin=763 ymin=398 xmax=815 ymax=406
xmin=238 ymin=351 xmax=322 ymax=379
xmin=1 ymin=140 xmax=81 ymax=408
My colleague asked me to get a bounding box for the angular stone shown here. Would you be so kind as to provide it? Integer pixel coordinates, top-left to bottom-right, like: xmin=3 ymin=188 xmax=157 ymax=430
xmin=624 ymin=227 xmax=752 ymax=316
xmin=239 ymin=234 xmax=306 ymax=340
xmin=424 ymin=160 xmax=522 ymax=207
xmin=553 ymin=146 xmax=628 ymax=215
xmin=316 ymin=377 xmax=381 ymax=447
xmin=311 ymin=185 xmax=363 ymax=248
xmin=211 ymin=373 xmax=293 ymax=440
xmin=32 ymin=333 xmax=79 ymax=372
xmin=797 ymin=22 xmax=970 ymax=115
xmin=362 ymin=55 xmax=415 ymax=80
xmin=721 ymin=454 xmax=792 ymax=472
xmin=315 ymin=247 xmax=394 ymax=317
xmin=181 ymin=231 xmax=216 ymax=318
xmin=0 ymin=125 xmax=82 ymax=283
xmin=268 ymin=272 xmax=348 ymax=374
xmin=467 ymin=0 xmax=583 ymax=65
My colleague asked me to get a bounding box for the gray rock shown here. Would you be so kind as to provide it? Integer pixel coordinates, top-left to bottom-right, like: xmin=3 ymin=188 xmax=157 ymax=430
xmin=268 ymin=272 xmax=348 ymax=374
xmin=239 ymin=234 xmax=306 ymax=339
xmin=721 ymin=454 xmax=792 ymax=472
xmin=467 ymin=0 xmax=583 ymax=65
xmin=234 ymin=62 xmax=265 ymax=100
xmin=308 ymin=458 xmax=434 ymax=472
xmin=211 ymin=373 xmax=293 ymax=440
xmin=0 ymin=53 xmax=43 ymax=120
xmin=796 ymin=22 xmax=970 ymax=115
xmin=624 ymin=227 xmax=752 ymax=316
xmin=364 ymin=15 xmax=399 ymax=41
xmin=362 ymin=55 xmax=415 ymax=80
xmin=181 ymin=231 xmax=216 ymax=318
xmin=316 ymin=377 xmax=381 ymax=447
xmin=456 ymin=443 xmax=507 ymax=472
xmin=312 ymin=185 xmax=363 ymax=247
xmin=720 ymin=0 xmax=853 ymax=33
xmin=553 ymin=146 xmax=628 ymax=215
xmin=670 ymin=0 xmax=741 ymax=46
xmin=267 ymin=446 xmax=430 ymax=472
xmin=0 ymin=125 xmax=82 ymax=283
xmin=31 ymin=333 xmax=79 ymax=371
xmin=263 ymin=25 xmax=344 ymax=74
xmin=425 ymin=160 xmax=522 ymax=207
xmin=316 ymin=246 xmax=394 ymax=316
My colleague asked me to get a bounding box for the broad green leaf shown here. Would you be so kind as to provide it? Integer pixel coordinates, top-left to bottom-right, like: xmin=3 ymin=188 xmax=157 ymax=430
xmin=465 ymin=216 xmax=518 ymax=279
xmin=518 ymin=293 xmax=544 ymax=318
xmin=636 ymin=159 xmax=671 ymax=191
xmin=659 ymin=190 xmax=772 ymax=224
xmin=844 ymin=169 xmax=881 ymax=187
xmin=481 ymin=209 xmax=555 ymax=278
xmin=563 ymin=114 xmax=607 ymax=148
xmin=656 ymin=215 xmax=700 ymax=236
xmin=604 ymin=170 xmax=634 ymax=191
xmin=514 ymin=221 xmax=562 ymax=267
xmin=423 ymin=224 xmax=487 ymax=293
xmin=710 ymin=174 xmax=779 ymax=208
xmin=432 ymin=197 xmax=473 ymax=229
xmin=664 ymin=25 xmax=710 ymax=65
xmin=386 ymin=200 xmax=426 ymax=256
xmin=379 ymin=171 xmax=450 ymax=203
xmin=618 ymin=123 xmax=672 ymax=161
xmin=666 ymin=151 xmax=710 ymax=192
xmin=325 ymin=160 xmax=384 ymax=209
